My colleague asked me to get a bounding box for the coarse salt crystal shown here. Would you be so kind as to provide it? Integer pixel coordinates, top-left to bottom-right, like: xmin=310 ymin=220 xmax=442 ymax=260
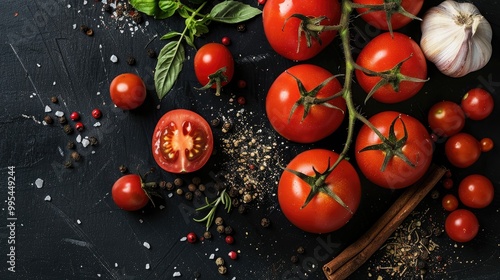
xmin=81 ymin=138 xmax=90 ymax=147
xmin=35 ymin=178 xmax=44 ymax=189
xmin=115 ymin=263 xmax=118 ymax=267
xmin=37 ymin=63 xmax=41 ymax=68
xmin=168 ymin=193 xmax=173 ymax=198
xmin=180 ymin=237 xmax=187 ymax=242
xmin=44 ymin=105 xmax=52 ymax=113
xmin=173 ymin=272 xmax=181 ymax=277
xmin=143 ymin=242 xmax=151 ymax=249
xmin=145 ymin=263 xmax=150 ymax=270
xmin=159 ymin=205 xmax=165 ymax=210
xmin=96 ymin=91 xmax=101 ymax=95
xmin=139 ymin=219 xmax=144 ymax=223
xmin=53 ymin=81 xmax=56 ymax=85
xmin=209 ymin=253 xmax=215 ymax=260
xmin=110 ymin=55 xmax=118 ymax=63
xmin=55 ymin=111 xmax=64 ymax=117
xmin=76 ymin=134 xmax=82 ymax=143
xmin=44 ymin=195 xmax=52 ymax=202
xmin=93 ymin=122 xmax=101 ymax=127
xmin=77 ymin=219 xmax=81 ymax=224
xmin=73 ymin=24 xmax=77 ymax=29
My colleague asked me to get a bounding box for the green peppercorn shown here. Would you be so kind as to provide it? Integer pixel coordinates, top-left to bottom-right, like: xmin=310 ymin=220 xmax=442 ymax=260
xmin=216 ymin=225 xmax=225 ymax=234
xmin=215 ymin=217 xmax=224 ymax=226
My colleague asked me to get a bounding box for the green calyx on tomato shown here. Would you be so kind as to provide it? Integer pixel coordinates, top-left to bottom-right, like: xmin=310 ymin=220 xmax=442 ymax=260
xmin=283 ymin=14 xmax=339 ymax=53
xmin=111 ymin=173 xmax=160 ymax=211
xmin=358 ymin=115 xmax=414 ymax=171
xmin=352 ymin=0 xmax=422 ymax=36
xmin=284 ymin=157 xmax=352 ymax=213
xmin=357 ymin=54 xmax=428 ymax=103
xmin=286 ymin=71 xmax=344 ymax=122
xmin=195 ymin=66 xmax=230 ymax=96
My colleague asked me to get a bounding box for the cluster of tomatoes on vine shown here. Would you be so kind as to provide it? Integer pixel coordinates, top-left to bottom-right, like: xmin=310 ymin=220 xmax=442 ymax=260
xmin=428 ymin=87 xmax=495 ymax=243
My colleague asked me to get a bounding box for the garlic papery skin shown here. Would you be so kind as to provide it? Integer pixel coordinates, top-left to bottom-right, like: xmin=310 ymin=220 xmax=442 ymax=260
xmin=420 ymin=0 xmax=492 ymax=78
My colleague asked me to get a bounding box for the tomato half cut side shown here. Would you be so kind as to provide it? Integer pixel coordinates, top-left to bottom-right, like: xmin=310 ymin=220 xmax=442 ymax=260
xmin=152 ymin=109 xmax=213 ymax=173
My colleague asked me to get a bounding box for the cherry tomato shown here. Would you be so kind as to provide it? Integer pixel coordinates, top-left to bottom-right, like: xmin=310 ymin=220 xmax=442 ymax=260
xmin=152 ymin=109 xmax=213 ymax=173
xmin=262 ymin=0 xmax=341 ymax=61
xmin=458 ymin=174 xmax=494 ymax=209
xmin=441 ymin=194 xmax=459 ymax=212
xmin=353 ymin=0 xmax=424 ymax=31
xmin=112 ymin=174 xmax=150 ymax=211
xmin=266 ymin=64 xmax=346 ymax=143
xmin=355 ymin=111 xmax=433 ymax=189
xmin=461 ymin=88 xmax=494 ymax=120
xmin=427 ymin=101 xmax=465 ymax=137
xmin=445 ymin=209 xmax=479 ymax=243
xmin=480 ymin=137 xmax=494 ymax=152
xmin=109 ymin=73 xmax=147 ymax=110
xmin=445 ymin=133 xmax=481 ymax=168
xmin=194 ymin=43 xmax=234 ymax=96
xmin=355 ymin=32 xmax=427 ymax=103
xmin=278 ymin=149 xmax=361 ymax=234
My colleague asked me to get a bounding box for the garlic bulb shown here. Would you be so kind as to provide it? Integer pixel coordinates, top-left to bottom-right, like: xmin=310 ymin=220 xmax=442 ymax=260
xmin=420 ymin=0 xmax=492 ymax=78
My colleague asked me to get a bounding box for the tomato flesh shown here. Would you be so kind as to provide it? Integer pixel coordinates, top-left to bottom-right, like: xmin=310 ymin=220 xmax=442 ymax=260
xmin=152 ymin=109 xmax=213 ymax=173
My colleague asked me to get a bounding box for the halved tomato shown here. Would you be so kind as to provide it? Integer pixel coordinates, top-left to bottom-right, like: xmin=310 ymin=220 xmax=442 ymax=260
xmin=152 ymin=109 xmax=213 ymax=173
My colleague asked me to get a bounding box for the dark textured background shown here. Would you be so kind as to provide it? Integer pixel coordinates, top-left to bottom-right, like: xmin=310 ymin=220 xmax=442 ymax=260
xmin=1 ymin=0 xmax=499 ymax=279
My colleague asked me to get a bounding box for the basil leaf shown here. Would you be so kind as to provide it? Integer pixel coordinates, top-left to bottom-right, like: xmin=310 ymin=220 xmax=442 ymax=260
xmin=158 ymin=0 xmax=179 ymax=18
xmin=130 ymin=0 xmax=172 ymax=19
xmin=209 ymin=1 xmax=262 ymax=24
xmin=155 ymin=41 xmax=185 ymax=100
xmin=160 ymin=31 xmax=183 ymax=40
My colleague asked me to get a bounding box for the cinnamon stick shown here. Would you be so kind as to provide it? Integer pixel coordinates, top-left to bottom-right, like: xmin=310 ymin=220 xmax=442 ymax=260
xmin=323 ymin=164 xmax=447 ymax=280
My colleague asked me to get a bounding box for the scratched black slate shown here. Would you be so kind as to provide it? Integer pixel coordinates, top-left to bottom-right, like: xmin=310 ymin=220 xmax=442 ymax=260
xmin=1 ymin=0 xmax=500 ymax=279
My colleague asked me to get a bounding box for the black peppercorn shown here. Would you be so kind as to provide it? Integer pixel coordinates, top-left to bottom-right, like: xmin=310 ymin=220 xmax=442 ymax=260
xmin=290 ymin=255 xmax=299 ymax=264
xmin=43 ymin=115 xmax=53 ymax=124
xmin=238 ymin=204 xmax=246 ymax=214
xmin=70 ymin=151 xmax=81 ymax=162
xmin=159 ymin=180 xmax=167 ymax=189
xmin=193 ymin=271 xmax=201 ymax=279
xmin=232 ymin=198 xmax=240 ymax=207
xmin=174 ymin=177 xmax=183 ymax=186
xmin=80 ymin=25 xmax=89 ymax=33
xmin=260 ymin=217 xmax=270 ymax=228
xmin=211 ymin=118 xmax=220 ymax=127
xmin=63 ymin=124 xmax=74 ymax=135
xmin=67 ymin=141 xmax=76 ymax=150
xmin=146 ymin=48 xmax=157 ymax=58
xmin=188 ymin=183 xmax=197 ymax=192
xmin=119 ymin=164 xmax=128 ymax=173
xmin=224 ymin=226 xmax=233 ymax=235
xmin=198 ymin=184 xmax=206 ymax=192
xmin=89 ymin=136 xmax=98 ymax=146
xmin=59 ymin=116 xmax=68 ymax=124
xmin=184 ymin=191 xmax=193 ymax=201
xmin=103 ymin=4 xmax=112 ymax=13
xmin=132 ymin=12 xmax=143 ymax=24
xmin=192 ymin=177 xmax=201 ymax=185
xmin=50 ymin=96 xmax=58 ymax=103
xmin=236 ymin=24 xmax=246 ymax=32
xmin=126 ymin=56 xmax=136 ymax=65
xmin=166 ymin=181 xmax=174 ymax=190
xmin=64 ymin=160 xmax=73 ymax=169
xmin=296 ymin=246 xmax=305 ymax=254
xmin=228 ymin=187 xmax=238 ymax=198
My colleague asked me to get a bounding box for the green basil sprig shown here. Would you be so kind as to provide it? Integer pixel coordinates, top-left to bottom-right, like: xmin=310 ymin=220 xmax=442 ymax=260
xmin=130 ymin=0 xmax=262 ymax=100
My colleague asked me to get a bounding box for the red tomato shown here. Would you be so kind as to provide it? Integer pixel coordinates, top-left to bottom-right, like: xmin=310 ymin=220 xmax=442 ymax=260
xmin=427 ymin=101 xmax=465 ymax=137
xmin=112 ymin=174 xmax=150 ymax=211
xmin=194 ymin=43 xmax=234 ymax=96
xmin=109 ymin=73 xmax=147 ymax=110
xmin=445 ymin=133 xmax=481 ymax=168
xmin=355 ymin=32 xmax=427 ymax=103
xmin=442 ymin=194 xmax=459 ymax=212
xmin=445 ymin=209 xmax=479 ymax=243
xmin=353 ymin=0 xmax=424 ymax=31
xmin=461 ymin=88 xmax=494 ymax=120
xmin=278 ymin=149 xmax=361 ymax=234
xmin=266 ymin=64 xmax=346 ymax=143
xmin=262 ymin=0 xmax=341 ymax=61
xmin=152 ymin=109 xmax=213 ymax=173
xmin=355 ymin=111 xmax=433 ymax=189
xmin=458 ymin=174 xmax=494 ymax=209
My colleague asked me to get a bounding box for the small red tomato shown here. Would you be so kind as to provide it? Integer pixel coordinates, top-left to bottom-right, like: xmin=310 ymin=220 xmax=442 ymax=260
xmin=228 ymin=251 xmax=238 ymax=260
xmin=186 ymin=232 xmax=197 ymax=243
xmin=442 ymin=194 xmax=459 ymax=212
xmin=225 ymin=235 xmax=234 ymax=244
xmin=70 ymin=111 xmax=80 ymax=121
xmin=458 ymin=174 xmax=494 ymax=209
xmin=480 ymin=137 xmax=494 ymax=152
xmin=461 ymin=88 xmax=494 ymax=120
xmin=110 ymin=73 xmax=147 ymax=110
xmin=92 ymin=108 xmax=102 ymax=119
xmin=112 ymin=174 xmax=150 ymax=211
xmin=75 ymin=122 xmax=84 ymax=131
xmin=445 ymin=209 xmax=479 ymax=243
xmin=427 ymin=101 xmax=465 ymax=137
xmin=445 ymin=133 xmax=481 ymax=168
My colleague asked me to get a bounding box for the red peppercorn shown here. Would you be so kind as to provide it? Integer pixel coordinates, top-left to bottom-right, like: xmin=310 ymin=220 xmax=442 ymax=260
xmin=258 ymin=0 xmax=266 ymax=5
xmin=186 ymin=232 xmax=197 ymax=243
xmin=237 ymin=96 xmax=246 ymax=105
xmin=237 ymin=80 xmax=247 ymax=88
xmin=225 ymin=235 xmax=234 ymax=245
xmin=221 ymin=36 xmax=231 ymax=46
xmin=70 ymin=111 xmax=80 ymax=121
xmin=228 ymin=251 xmax=238 ymax=260
xmin=92 ymin=108 xmax=102 ymax=119
xmin=442 ymin=178 xmax=453 ymax=189
xmin=75 ymin=122 xmax=84 ymax=131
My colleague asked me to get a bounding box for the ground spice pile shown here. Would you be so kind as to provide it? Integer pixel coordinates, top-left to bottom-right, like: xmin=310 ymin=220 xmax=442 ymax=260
xmin=366 ymin=209 xmax=448 ymax=279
